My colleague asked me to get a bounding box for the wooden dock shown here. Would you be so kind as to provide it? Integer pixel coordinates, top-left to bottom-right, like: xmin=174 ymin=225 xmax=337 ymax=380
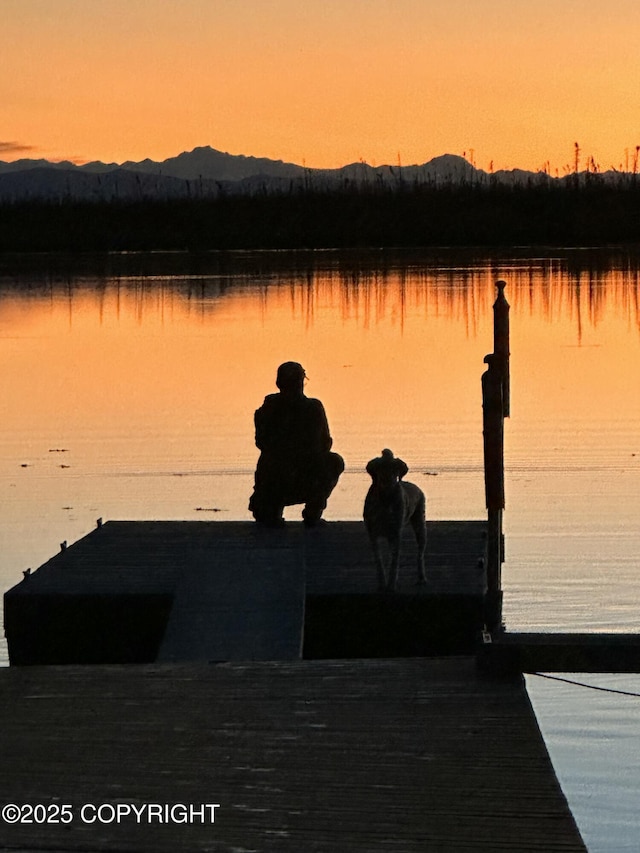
xmin=480 ymin=630 xmax=640 ymax=674
xmin=4 ymin=519 xmax=488 ymax=665
xmin=0 ymin=657 xmax=586 ymax=852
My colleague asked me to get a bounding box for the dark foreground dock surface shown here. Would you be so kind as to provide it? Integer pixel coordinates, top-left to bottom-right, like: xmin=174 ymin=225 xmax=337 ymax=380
xmin=0 ymin=657 xmax=585 ymax=852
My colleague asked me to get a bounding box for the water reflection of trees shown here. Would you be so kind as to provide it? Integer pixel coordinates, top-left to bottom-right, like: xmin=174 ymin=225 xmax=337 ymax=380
xmin=237 ymin=255 xmax=640 ymax=341
xmin=500 ymin=258 xmax=640 ymax=341
xmin=1 ymin=249 xmax=640 ymax=338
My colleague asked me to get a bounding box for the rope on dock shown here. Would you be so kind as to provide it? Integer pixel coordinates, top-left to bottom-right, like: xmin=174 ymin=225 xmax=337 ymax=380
xmin=528 ymin=671 xmax=640 ymax=698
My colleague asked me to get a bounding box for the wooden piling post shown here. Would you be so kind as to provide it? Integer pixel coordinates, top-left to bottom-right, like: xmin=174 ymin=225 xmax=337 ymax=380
xmin=482 ymin=281 xmax=510 ymax=633
xmin=482 ymin=356 xmax=504 ymax=633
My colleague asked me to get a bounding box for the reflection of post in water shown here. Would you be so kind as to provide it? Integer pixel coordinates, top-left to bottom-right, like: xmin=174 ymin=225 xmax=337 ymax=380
xmin=492 ymin=279 xmax=510 ymax=417
xmin=482 ymin=281 xmax=510 ymax=632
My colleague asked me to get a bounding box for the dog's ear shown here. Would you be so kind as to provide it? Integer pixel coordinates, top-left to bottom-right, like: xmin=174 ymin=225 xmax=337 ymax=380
xmin=366 ymin=454 xmax=388 ymax=478
xmin=365 ymin=457 xmax=379 ymax=477
xmin=394 ymin=458 xmax=409 ymax=479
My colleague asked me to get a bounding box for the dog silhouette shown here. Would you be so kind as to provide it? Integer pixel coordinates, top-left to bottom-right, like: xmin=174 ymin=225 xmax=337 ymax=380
xmin=363 ymin=449 xmax=427 ymax=592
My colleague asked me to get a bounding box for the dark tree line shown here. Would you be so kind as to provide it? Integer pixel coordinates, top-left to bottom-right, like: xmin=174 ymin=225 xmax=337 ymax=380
xmin=1 ymin=179 xmax=640 ymax=252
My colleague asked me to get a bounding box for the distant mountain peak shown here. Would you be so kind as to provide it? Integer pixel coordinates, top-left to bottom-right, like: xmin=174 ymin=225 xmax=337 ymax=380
xmin=0 ymin=144 xmax=617 ymax=203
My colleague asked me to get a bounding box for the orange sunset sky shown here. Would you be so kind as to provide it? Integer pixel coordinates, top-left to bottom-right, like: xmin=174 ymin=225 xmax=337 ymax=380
xmin=3 ymin=0 xmax=640 ymax=174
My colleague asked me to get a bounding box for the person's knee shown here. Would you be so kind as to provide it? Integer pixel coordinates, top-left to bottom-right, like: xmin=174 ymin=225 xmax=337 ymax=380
xmin=330 ymin=452 xmax=345 ymax=476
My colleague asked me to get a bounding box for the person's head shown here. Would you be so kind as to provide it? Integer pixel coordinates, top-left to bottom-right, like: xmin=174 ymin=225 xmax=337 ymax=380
xmin=276 ymin=361 xmax=306 ymax=394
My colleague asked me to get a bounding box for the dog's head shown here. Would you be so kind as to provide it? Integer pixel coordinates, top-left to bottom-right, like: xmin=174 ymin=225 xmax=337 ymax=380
xmin=366 ymin=448 xmax=409 ymax=491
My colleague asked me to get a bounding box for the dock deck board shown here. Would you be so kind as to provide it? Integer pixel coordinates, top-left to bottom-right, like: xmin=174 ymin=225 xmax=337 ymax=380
xmin=303 ymin=519 xmax=487 ymax=595
xmin=7 ymin=519 xmax=486 ymax=598
xmin=4 ymin=520 xmax=488 ymax=664
xmin=0 ymin=657 xmax=586 ymax=852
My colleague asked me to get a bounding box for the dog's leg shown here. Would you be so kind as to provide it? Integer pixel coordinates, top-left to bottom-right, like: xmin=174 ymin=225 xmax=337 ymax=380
xmin=387 ymin=533 xmax=401 ymax=592
xmin=370 ymin=536 xmax=388 ymax=592
xmin=411 ymin=496 xmax=427 ymax=584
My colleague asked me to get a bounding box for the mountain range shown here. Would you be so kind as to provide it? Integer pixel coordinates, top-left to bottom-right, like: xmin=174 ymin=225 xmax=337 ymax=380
xmin=0 ymin=146 xmax=628 ymax=202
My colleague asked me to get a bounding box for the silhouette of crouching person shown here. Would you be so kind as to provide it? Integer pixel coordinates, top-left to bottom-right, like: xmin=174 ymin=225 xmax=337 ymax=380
xmin=249 ymin=362 xmax=345 ymax=527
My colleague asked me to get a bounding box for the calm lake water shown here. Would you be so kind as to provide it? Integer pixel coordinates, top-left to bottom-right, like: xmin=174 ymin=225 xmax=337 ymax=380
xmin=1 ymin=249 xmax=639 ymax=851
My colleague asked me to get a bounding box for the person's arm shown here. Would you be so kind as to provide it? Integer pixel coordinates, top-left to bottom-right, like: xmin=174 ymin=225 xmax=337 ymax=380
xmin=254 ymin=398 xmax=272 ymax=450
xmin=312 ymin=400 xmax=333 ymax=453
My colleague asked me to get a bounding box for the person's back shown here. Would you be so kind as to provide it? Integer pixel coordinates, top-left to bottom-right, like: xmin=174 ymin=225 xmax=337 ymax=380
xmin=255 ymin=391 xmax=332 ymax=457
xmin=249 ymin=362 xmax=344 ymax=526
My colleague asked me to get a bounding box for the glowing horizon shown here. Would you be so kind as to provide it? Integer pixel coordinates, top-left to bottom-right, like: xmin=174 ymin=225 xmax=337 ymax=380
xmin=3 ymin=0 xmax=640 ymax=175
